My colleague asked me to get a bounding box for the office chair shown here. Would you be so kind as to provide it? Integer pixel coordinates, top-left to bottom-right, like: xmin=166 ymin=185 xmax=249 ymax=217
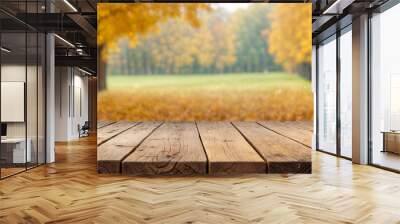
xmin=79 ymin=121 xmax=90 ymax=138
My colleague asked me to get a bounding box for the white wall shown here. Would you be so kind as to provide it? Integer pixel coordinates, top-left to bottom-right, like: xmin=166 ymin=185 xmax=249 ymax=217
xmin=55 ymin=67 xmax=89 ymax=141
xmin=55 ymin=67 xmax=70 ymax=141
xmin=1 ymin=65 xmax=29 ymax=138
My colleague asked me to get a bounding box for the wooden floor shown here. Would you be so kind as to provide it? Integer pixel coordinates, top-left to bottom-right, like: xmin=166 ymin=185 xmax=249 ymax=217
xmin=97 ymin=121 xmax=312 ymax=175
xmin=1 ymin=131 xmax=400 ymax=223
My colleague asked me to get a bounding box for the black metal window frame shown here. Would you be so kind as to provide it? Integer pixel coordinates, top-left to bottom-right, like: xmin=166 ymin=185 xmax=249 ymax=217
xmin=314 ymin=19 xmax=352 ymax=161
xmin=315 ymin=0 xmax=400 ymax=173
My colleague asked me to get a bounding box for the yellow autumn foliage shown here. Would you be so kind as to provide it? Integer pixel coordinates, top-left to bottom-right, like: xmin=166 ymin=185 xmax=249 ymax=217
xmin=104 ymin=8 xmax=237 ymax=74
xmin=267 ymin=4 xmax=312 ymax=72
xmin=98 ymin=3 xmax=211 ymax=58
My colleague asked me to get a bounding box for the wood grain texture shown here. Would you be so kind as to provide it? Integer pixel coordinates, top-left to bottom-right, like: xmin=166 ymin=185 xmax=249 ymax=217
xmin=258 ymin=121 xmax=313 ymax=147
xmin=197 ymin=122 xmax=266 ymax=174
xmin=292 ymin=121 xmax=314 ymax=132
xmin=97 ymin=122 xmax=163 ymax=174
xmin=233 ymin=122 xmax=311 ymax=173
xmin=97 ymin=121 xmax=115 ymax=129
xmin=97 ymin=121 xmax=138 ymax=145
xmin=122 ymin=122 xmax=207 ymax=176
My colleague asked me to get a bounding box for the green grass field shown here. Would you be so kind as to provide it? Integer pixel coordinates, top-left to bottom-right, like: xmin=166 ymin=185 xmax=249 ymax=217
xmin=99 ymin=73 xmax=313 ymax=121
xmin=106 ymin=73 xmax=311 ymax=90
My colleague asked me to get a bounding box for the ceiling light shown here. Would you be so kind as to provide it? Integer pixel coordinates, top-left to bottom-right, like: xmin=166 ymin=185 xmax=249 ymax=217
xmin=54 ymin=34 xmax=75 ymax=48
xmin=63 ymin=0 xmax=78 ymax=12
xmin=323 ymin=0 xmax=355 ymax=15
xmin=78 ymin=67 xmax=93 ymax=76
xmin=1 ymin=47 xmax=11 ymax=53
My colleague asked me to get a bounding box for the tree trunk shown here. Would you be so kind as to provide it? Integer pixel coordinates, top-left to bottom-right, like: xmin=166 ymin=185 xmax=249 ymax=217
xmin=98 ymin=45 xmax=107 ymax=91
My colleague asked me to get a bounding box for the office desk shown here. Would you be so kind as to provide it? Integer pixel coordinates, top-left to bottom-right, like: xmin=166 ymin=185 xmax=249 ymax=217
xmin=382 ymin=131 xmax=400 ymax=154
xmin=1 ymin=138 xmax=31 ymax=164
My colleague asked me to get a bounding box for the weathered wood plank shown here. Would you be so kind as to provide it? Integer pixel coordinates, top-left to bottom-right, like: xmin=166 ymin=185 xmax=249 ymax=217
xmin=122 ymin=122 xmax=207 ymax=176
xmin=197 ymin=122 xmax=266 ymax=175
xmin=258 ymin=121 xmax=312 ymax=147
xmin=233 ymin=122 xmax=311 ymax=173
xmin=97 ymin=122 xmax=163 ymax=174
xmin=279 ymin=121 xmax=313 ymax=133
xmin=97 ymin=121 xmax=116 ymax=129
xmin=294 ymin=121 xmax=314 ymax=132
xmin=97 ymin=121 xmax=138 ymax=145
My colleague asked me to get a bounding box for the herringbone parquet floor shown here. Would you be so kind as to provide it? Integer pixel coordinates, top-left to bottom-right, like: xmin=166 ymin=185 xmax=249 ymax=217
xmin=1 ymin=134 xmax=400 ymax=223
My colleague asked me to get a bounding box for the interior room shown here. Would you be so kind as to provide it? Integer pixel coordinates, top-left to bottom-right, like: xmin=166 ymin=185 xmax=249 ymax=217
xmin=0 ymin=0 xmax=400 ymax=223
xmin=0 ymin=0 xmax=97 ymax=179
xmin=314 ymin=0 xmax=400 ymax=172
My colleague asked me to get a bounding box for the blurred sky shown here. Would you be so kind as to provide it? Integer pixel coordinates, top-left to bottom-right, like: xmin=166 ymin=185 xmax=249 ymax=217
xmin=212 ymin=3 xmax=250 ymax=12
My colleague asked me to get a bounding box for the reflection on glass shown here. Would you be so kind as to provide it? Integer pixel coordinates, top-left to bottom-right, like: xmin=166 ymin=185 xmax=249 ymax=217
xmin=318 ymin=36 xmax=337 ymax=154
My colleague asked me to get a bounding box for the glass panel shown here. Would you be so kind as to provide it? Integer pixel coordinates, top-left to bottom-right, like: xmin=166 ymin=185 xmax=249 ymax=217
xmin=317 ymin=36 xmax=337 ymax=154
xmin=0 ymin=1 xmax=46 ymax=178
xmin=1 ymin=31 xmax=27 ymax=177
xmin=371 ymin=4 xmax=400 ymax=171
xmin=340 ymin=28 xmax=352 ymax=158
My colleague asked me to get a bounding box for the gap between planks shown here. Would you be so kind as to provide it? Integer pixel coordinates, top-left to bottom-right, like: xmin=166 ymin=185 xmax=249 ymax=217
xmin=233 ymin=122 xmax=311 ymax=173
xmin=122 ymin=122 xmax=208 ymax=176
xmin=97 ymin=121 xmax=140 ymax=146
xmin=97 ymin=122 xmax=164 ymax=174
xmin=97 ymin=121 xmax=116 ymax=129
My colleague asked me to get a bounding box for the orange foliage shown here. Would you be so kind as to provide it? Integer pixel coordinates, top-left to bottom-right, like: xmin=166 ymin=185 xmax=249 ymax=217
xmin=98 ymin=88 xmax=313 ymax=121
xmin=266 ymin=4 xmax=312 ymax=72
xmin=98 ymin=3 xmax=210 ymax=58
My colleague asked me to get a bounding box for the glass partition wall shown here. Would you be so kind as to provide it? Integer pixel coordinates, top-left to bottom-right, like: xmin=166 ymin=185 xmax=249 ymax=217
xmin=370 ymin=3 xmax=400 ymax=171
xmin=0 ymin=3 xmax=46 ymax=179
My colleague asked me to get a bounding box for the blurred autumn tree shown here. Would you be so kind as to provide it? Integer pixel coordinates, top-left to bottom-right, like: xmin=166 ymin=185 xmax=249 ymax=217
xmin=107 ymin=9 xmax=236 ymax=75
xmin=97 ymin=3 xmax=210 ymax=89
xmin=98 ymin=3 xmax=210 ymax=56
xmin=101 ymin=4 xmax=312 ymax=80
xmin=230 ymin=4 xmax=280 ymax=73
xmin=106 ymin=5 xmax=283 ymax=76
xmin=266 ymin=4 xmax=312 ymax=79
